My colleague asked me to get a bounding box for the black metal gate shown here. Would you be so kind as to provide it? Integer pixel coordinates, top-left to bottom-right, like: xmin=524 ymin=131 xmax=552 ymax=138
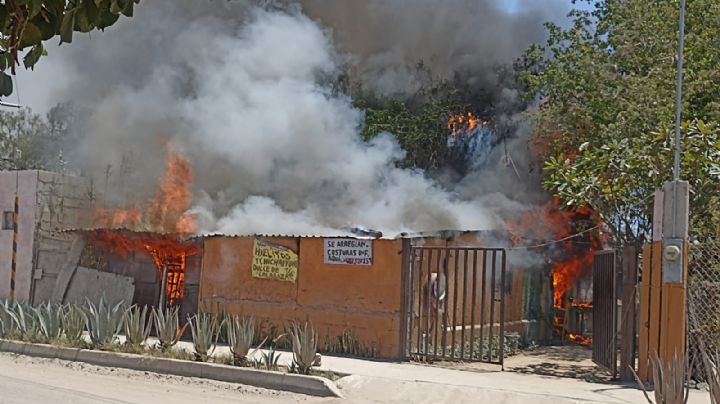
xmin=592 ymin=250 xmax=618 ymax=377
xmin=404 ymin=246 xmax=507 ymax=365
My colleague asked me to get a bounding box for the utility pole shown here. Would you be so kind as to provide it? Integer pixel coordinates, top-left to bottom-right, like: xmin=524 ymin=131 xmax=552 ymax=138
xmin=659 ymin=0 xmax=689 ymax=370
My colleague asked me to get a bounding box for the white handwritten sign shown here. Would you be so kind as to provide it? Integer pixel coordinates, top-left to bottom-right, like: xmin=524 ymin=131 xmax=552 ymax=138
xmin=323 ymin=238 xmax=373 ymax=266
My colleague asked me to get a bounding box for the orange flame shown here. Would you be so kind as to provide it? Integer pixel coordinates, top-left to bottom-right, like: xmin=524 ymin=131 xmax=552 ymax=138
xmin=551 ymin=254 xmax=594 ymax=307
xmin=95 ymin=144 xmax=196 ymax=234
xmin=91 ymin=143 xmax=199 ymax=305
xmin=506 ymin=197 xmax=600 ymax=308
xmin=448 ymin=112 xmax=486 ymax=135
xmin=88 ymin=230 xmax=201 ymax=305
xmin=568 ymin=333 xmax=592 ymax=346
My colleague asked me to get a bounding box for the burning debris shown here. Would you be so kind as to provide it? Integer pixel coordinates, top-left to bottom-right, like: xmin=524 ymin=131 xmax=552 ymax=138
xmin=506 ymin=197 xmax=602 ymax=345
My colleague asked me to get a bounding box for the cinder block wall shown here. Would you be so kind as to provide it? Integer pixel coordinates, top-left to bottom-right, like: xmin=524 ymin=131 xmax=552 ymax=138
xmin=199 ymin=236 xmax=405 ymax=359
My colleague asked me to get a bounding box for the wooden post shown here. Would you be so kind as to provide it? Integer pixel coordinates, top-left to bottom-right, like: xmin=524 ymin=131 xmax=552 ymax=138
xmin=620 ymin=245 xmax=638 ymax=382
xmin=658 ymin=181 xmax=688 ymax=369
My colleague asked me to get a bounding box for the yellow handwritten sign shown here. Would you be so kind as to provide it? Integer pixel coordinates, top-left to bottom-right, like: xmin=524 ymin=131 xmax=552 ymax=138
xmin=251 ymin=239 xmax=298 ymax=283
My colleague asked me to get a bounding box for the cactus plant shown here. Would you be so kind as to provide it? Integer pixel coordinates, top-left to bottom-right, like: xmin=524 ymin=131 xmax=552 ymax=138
xmin=631 ymin=351 xmax=686 ymax=404
xmin=84 ymin=297 xmax=125 ymax=347
xmin=153 ymin=306 xmax=186 ymax=351
xmin=289 ymin=321 xmax=318 ymax=375
xmin=34 ymin=303 xmax=63 ymax=341
xmin=226 ymin=315 xmax=255 ymax=366
xmin=0 ymin=300 xmax=17 ymax=338
xmin=188 ymin=312 xmax=219 ymax=362
xmin=9 ymin=302 xmax=39 ymax=340
xmin=61 ymin=304 xmax=86 ymax=344
xmin=124 ymin=305 xmax=152 ymax=347
xmin=253 ymin=348 xmax=281 ymax=371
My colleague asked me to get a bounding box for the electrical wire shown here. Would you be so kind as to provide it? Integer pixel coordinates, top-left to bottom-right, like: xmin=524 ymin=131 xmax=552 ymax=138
xmin=509 ymin=224 xmax=603 ymax=250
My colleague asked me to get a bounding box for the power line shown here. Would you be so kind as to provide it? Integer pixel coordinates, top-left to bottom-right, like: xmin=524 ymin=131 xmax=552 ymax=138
xmin=509 ymin=224 xmax=603 ymax=250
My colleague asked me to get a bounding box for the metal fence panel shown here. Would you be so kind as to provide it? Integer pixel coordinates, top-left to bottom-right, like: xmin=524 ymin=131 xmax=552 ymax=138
xmin=405 ymin=246 xmax=506 ymax=365
xmin=688 ymin=240 xmax=720 ymax=382
xmin=592 ymin=250 xmax=617 ymax=378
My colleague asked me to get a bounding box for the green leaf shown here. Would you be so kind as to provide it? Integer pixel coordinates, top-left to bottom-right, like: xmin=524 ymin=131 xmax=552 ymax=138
xmin=27 ymin=0 xmax=43 ymax=18
xmin=0 ymin=6 xmax=8 ymax=30
xmin=121 ymin=1 xmax=134 ymax=17
xmin=43 ymin=0 xmax=65 ymax=15
xmin=74 ymin=6 xmax=95 ymax=33
xmin=59 ymin=9 xmax=77 ymax=44
xmin=96 ymin=10 xmax=119 ymax=30
xmin=19 ymin=22 xmax=42 ymax=48
xmin=23 ymin=43 xmax=44 ymax=70
xmin=0 ymin=72 xmax=13 ymax=97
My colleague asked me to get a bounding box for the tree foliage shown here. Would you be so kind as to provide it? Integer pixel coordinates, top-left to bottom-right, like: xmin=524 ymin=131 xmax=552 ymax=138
xmin=357 ymin=82 xmax=465 ymax=170
xmin=0 ymin=0 xmax=140 ymax=96
xmin=0 ymin=104 xmax=79 ymax=170
xmin=521 ymin=0 xmax=720 ymax=243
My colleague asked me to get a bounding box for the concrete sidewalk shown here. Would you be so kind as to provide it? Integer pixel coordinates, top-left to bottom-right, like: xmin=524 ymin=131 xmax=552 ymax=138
xmin=169 ymin=340 xmax=711 ymax=404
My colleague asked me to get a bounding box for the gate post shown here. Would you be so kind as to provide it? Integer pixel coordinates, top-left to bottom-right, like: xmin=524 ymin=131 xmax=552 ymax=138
xmin=620 ymin=245 xmax=638 ymax=382
xmin=399 ymin=238 xmax=411 ymax=359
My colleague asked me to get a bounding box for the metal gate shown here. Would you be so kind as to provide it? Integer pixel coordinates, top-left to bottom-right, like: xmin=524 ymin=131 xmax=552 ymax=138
xmin=404 ymin=246 xmax=507 ymax=365
xmin=592 ymin=250 xmax=618 ymax=377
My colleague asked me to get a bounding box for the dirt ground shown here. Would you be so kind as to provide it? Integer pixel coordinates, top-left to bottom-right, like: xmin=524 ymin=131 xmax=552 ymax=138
xmin=429 ymin=344 xmax=614 ymax=383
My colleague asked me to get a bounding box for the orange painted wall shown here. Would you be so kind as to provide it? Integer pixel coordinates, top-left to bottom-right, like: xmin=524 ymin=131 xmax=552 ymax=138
xmin=199 ymin=236 xmax=405 ymax=359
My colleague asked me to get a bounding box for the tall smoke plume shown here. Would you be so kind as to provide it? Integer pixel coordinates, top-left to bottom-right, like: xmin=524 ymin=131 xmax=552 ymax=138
xmin=17 ymin=0 xmax=570 ymax=237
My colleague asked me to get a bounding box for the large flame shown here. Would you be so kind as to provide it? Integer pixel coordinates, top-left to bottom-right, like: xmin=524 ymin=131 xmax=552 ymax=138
xmin=95 ymin=144 xmax=196 ymax=234
xmin=88 ymin=229 xmax=202 ymax=305
xmin=506 ymin=198 xmax=600 ymax=345
xmin=91 ymin=144 xmax=199 ymax=305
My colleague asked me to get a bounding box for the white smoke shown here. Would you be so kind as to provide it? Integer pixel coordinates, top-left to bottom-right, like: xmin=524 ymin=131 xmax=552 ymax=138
xmin=55 ymin=7 xmax=509 ymax=236
xmin=14 ymin=2 xmax=574 ymax=237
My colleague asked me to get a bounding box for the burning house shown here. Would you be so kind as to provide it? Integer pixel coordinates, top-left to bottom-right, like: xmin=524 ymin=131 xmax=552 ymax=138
xmin=0 ymin=125 xmax=601 ymax=360
xmin=0 ymin=167 xmax=599 ymax=359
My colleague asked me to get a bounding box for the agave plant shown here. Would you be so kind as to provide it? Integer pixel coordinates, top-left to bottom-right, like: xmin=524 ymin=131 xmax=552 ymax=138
xmin=62 ymin=304 xmax=86 ymax=343
xmin=9 ymin=302 xmax=39 ymax=340
xmin=0 ymin=300 xmax=17 ymax=338
xmin=34 ymin=303 xmax=63 ymax=341
xmin=289 ymin=321 xmax=318 ymax=375
xmin=153 ymin=306 xmax=186 ymax=351
xmin=253 ymin=348 xmax=281 ymax=371
xmin=631 ymin=351 xmax=686 ymax=404
xmin=124 ymin=305 xmax=152 ymax=347
xmin=84 ymin=297 xmax=125 ymax=347
xmin=188 ymin=313 xmax=220 ymax=362
xmin=226 ymin=315 xmax=255 ymax=366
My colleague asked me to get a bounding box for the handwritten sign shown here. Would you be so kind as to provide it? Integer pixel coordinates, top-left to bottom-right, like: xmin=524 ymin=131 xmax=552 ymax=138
xmin=251 ymin=240 xmax=298 ymax=283
xmin=323 ymin=238 xmax=373 ymax=266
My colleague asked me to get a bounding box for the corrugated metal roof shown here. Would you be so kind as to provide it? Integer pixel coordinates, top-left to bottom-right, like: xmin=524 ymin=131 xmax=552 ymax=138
xmin=62 ymin=227 xmax=395 ymax=240
xmin=62 ymin=227 xmax=497 ymax=241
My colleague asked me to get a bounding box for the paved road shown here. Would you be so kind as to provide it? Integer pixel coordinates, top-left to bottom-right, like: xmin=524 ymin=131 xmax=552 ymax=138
xmin=0 ymin=352 xmax=711 ymax=404
xmin=0 ymin=353 xmax=311 ymax=404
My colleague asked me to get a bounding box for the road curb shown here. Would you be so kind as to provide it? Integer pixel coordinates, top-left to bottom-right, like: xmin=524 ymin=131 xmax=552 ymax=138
xmin=0 ymin=339 xmax=342 ymax=398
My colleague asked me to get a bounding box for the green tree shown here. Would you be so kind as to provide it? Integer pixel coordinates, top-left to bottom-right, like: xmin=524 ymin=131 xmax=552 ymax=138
xmin=0 ymin=0 xmax=140 ymax=96
xmin=358 ymin=82 xmax=465 ymax=170
xmin=0 ymin=104 xmax=79 ymax=170
xmin=0 ymin=108 xmax=49 ymax=170
xmin=521 ymin=0 xmax=720 ymax=243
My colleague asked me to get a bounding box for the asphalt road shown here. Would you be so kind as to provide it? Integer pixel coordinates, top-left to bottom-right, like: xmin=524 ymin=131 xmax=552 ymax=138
xmin=1 ymin=352 xmax=710 ymax=404
xmin=0 ymin=353 xmax=320 ymax=404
